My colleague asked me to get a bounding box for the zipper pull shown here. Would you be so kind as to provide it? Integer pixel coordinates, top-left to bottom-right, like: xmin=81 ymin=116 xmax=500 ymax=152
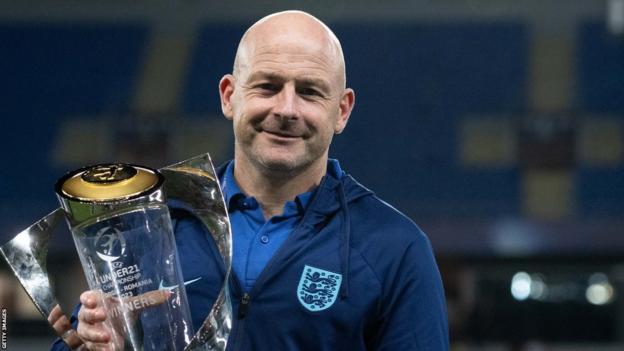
xmin=238 ymin=293 xmax=251 ymax=319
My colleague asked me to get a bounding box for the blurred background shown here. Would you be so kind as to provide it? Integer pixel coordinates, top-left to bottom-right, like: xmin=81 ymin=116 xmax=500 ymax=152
xmin=1 ymin=0 xmax=624 ymax=349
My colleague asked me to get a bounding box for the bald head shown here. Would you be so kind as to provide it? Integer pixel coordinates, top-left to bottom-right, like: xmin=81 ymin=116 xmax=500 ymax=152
xmin=233 ymin=10 xmax=346 ymax=89
xmin=218 ymin=10 xmax=356 ymax=183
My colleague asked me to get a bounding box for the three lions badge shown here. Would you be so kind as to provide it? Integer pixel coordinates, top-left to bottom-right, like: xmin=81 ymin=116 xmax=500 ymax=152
xmin=297 ymin=265 xmax=342 ymax=311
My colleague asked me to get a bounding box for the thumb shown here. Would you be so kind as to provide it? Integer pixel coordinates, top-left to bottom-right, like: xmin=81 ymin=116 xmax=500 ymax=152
xmin=122 ymin=289 xmax=172 ymax=313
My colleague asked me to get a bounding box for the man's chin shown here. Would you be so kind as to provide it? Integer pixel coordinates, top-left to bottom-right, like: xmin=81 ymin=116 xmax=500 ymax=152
xmin=253 ymin=154 xmax=310 ymax=175
xmin=257 ymin=157 xmax=299 ymax=173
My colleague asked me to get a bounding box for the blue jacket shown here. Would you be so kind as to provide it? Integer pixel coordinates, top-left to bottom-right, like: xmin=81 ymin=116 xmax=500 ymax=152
xmin=51 ymin=160 xmax=449 ymax=350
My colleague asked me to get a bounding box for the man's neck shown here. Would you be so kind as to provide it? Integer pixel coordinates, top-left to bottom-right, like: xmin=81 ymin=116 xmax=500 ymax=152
xmin=233 ymin=155 xmax=326 ymax=219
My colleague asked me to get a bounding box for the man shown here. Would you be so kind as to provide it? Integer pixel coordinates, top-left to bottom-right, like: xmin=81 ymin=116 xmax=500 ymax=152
xmin=51 ymin=10 xmax=448 ymax=350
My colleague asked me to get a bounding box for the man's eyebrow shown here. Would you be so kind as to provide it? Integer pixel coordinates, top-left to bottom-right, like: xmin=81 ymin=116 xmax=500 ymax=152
xmin=246 ymin=71 xmax=331 ymax=92
xmin=246 ymin=71 xmax=283 ymax=83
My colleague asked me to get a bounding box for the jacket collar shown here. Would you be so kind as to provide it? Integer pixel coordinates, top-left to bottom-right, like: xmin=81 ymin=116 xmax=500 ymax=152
xmin=215 ymin=159 xmax=372 ymax=216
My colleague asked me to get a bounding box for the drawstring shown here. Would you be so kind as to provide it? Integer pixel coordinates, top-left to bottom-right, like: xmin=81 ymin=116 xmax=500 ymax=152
xmin=338 ymin=182 xmax=350 ymax=299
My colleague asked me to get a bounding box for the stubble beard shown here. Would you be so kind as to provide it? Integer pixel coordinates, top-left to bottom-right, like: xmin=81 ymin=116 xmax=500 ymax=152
xmin=238 ymin=132 xmax=329 ymax=181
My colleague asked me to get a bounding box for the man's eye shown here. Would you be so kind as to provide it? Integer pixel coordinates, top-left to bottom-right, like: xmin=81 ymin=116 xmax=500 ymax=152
xmin=256 ymin=83 xmax=278 ymax=92
xmin=298 ymin=88 xmax=321 ymax=97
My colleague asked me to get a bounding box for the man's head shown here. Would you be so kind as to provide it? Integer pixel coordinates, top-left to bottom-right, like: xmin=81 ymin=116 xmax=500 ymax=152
xmin=219 ymin=10 xmax=355 ymax=177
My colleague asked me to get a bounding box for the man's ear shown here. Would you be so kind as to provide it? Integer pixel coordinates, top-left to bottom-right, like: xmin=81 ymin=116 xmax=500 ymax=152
xmin=335 ymin=88 xmax=355 ymax=134
xmin=219 ymin=74 xmax=236 ymax=120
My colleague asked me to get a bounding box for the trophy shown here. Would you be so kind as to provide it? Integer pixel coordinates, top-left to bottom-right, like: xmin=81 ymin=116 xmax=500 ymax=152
xmin=0 ymin=154 xmax=232 ymax=350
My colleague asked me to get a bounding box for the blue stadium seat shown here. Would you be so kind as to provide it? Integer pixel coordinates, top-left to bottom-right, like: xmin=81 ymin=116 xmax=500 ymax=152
xmin=183 ymin=23 xmax=245 ymax=115
xmin=0 ymin=23 xmax=149 ymax=241
xmin=332 ymin=23 xmax=527 ymax=218
xmin=577 ymin=21 xmax=624 ymax=115
xmin=576 ymin=21 xmax=624 ymax=216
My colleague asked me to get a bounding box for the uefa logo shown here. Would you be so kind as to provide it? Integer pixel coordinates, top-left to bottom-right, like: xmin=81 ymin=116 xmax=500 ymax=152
xmin=94 ymin=226 xmax=126 ymax=262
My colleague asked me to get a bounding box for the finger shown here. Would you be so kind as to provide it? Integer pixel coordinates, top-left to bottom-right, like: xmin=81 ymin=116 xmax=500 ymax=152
xmin=51 ymin=314 xmax=72 ymax=333
xmin=124 ymin=289 xmax=172 ymax=313
xmin=60 ymin=329 xmax=83 ymax=349
xmin=47 ymin=304 xmax=65 ymax=324
xmin=80 ymin=290 xmax=102 ymax=308
xmin=84 ymin=341 xmax=112 ymax=351
xmin=50 ymin=311 xmax=83 ymax=349
xmin=79 ymin=306 xmax=108 ymax=324
xmin=142 ymin=289 xmax=172 ymax=306
xmin=77 ymin=321 xmax=111 ymax=344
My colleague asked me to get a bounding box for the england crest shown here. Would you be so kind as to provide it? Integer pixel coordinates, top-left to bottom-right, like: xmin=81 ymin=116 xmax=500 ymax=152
xmin=297 ymin=265 xmax=342 ymax=312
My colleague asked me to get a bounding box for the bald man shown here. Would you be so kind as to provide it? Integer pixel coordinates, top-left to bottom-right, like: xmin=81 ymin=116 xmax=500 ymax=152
xmin=51 ymin=10 xmax=448 ymax=351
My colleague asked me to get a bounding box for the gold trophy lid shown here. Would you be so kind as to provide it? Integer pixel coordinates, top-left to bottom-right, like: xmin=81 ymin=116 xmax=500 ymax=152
xmin=56 ymin=163 xmax=163 ymax=202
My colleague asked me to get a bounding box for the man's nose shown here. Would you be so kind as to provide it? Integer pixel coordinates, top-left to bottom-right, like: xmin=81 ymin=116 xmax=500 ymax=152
xmin=273 ymin=84 xmax=299 ymax=121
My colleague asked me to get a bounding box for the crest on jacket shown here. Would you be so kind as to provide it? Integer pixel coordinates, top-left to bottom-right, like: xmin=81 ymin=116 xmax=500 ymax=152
xmin=297 ymin=265 xmax=342 ymax=312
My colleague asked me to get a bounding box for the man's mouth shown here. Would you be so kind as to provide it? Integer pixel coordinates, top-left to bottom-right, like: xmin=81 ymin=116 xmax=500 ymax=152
xmin=262 ymin=130 xmax=301 ymax=139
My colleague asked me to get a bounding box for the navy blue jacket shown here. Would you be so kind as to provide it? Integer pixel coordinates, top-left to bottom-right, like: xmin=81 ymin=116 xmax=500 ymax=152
xmin=51 ymin=161 xmax=449 ymax=350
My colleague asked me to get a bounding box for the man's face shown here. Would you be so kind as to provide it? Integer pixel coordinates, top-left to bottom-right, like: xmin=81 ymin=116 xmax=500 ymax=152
xmin=220 ymin=30 xmax=354 ymax=175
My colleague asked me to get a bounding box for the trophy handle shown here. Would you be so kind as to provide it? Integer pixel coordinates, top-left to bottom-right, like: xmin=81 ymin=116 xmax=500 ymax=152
xmin=0 ymin=209 xmax=79 ymax=347
xmin=161 ymin=153 xmax=233 ymax=351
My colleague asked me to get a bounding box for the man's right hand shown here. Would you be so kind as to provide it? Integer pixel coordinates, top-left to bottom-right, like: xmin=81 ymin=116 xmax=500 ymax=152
xmin=77 ymin=290 xmax=119 ymax=351
xmin=76 ymin=289 xmax=172 ymax=350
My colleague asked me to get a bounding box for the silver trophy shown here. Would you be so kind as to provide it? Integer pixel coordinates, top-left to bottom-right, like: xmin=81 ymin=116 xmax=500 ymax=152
xmin=0 ymin=154 xmax=232 ymax=350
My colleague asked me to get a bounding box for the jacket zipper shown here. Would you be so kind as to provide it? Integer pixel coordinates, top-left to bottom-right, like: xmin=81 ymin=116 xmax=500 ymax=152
xmin=238 ymin=293 xmax=251 ymax=319
xmin=232 ymin=287 xmax=251 ymax=351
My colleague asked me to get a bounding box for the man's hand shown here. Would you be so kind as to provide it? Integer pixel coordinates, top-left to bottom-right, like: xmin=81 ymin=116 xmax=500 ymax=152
xmin=77 ymin=290 xmax=118 ymax=351
xmin=48 ymin=304 xmax=83 ymax=350
xmin=77 ymin=289 xmax=171 ymax=351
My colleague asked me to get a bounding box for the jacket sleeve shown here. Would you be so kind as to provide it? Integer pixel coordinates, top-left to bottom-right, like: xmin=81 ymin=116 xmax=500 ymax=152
xmin=372 ymin=232 xmax=449 ymax=350
xmin=48 ymin=304 xmax=81 ymax=351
